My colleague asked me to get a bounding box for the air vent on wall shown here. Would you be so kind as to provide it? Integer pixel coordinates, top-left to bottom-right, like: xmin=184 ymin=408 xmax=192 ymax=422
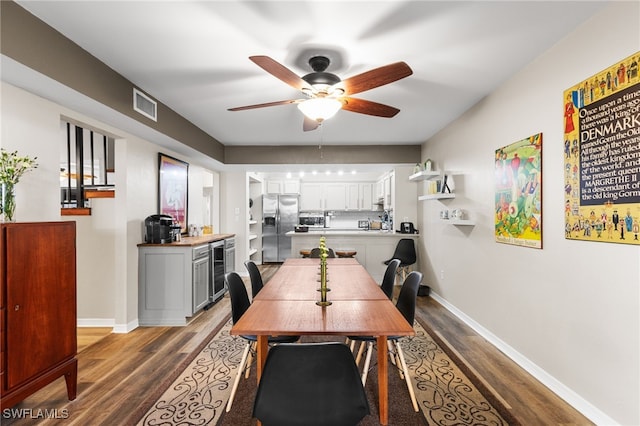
xmin=133 ymin=88 xmax=157 ymax=121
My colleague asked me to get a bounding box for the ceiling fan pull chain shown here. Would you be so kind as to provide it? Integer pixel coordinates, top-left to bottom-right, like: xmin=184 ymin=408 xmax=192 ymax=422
xmin=319 ymin=124 xmax=324 ymax=159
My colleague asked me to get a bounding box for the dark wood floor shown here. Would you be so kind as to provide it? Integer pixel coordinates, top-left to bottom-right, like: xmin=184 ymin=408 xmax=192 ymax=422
xmin=4 ymin=265 xmax=592 ymax=425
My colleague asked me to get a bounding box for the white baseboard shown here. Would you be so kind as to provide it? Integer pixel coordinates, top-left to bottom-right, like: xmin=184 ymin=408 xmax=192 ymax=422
xmin=77 ymin=318 xmax=115 ymax=328
xmin=77 ymin=318 xmax=138 ymax=333
xmin=429 ymin=291 xmax=618 ymax=426
xmin=113 ymin=319 xmax=139 ymax=334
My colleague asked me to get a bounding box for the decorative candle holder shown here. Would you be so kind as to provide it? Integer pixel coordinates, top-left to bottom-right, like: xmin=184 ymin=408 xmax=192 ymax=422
xmin=316 ymin=238 xmax=332 ymax=306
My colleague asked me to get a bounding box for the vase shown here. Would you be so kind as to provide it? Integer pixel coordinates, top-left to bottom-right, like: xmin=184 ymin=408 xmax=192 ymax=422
xmin=1 ymin=182 xmax=16 ymax=222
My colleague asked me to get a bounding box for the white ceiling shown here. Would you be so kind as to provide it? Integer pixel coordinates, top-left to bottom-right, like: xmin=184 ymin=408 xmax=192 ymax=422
xmin=14 ymin=1 xmax=606 ymax=148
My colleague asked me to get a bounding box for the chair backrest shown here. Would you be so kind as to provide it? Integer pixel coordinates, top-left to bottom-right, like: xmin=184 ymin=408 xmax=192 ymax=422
xmin=225 ymin=272 xmax=251 ymax=325
xmin=392 ymin=238 xmax=417 ymax=266
xmin=380 ymin=258 xmax=400 ymax=300
xmin=252 ymin=342 xmax=370 ymax=426
xmin=244 ymin=260 xmax=263 ymax=298
xmin=309 ymin=247 xmax=336 ymax=258
xmin=395 ymin=271 xmax=422 ymax=325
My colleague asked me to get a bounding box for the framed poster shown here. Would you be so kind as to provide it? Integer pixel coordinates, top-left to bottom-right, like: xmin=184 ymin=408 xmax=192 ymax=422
xmin=563 ymin=52 xmax=640 ymax=244
xmin=158 ymin=153 xmax=188 ymax=233
xmin=495 ymin=133 xmax=543 ymax=248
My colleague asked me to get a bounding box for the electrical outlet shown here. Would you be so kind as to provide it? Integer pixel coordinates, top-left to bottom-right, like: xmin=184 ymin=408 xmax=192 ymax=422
xmin=440 ymin=270 xmax=445 ymax=280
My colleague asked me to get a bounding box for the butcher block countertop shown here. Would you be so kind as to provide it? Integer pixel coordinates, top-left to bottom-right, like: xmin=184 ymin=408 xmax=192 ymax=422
xmin=137 ymin=233 xmax=235 ymax=247
xmin=286 ymin=230 xmax=419 ymax=237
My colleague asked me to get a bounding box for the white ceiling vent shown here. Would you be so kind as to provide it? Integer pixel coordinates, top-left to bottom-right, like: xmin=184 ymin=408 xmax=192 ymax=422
xmin=133 ymin=88 xmax=157 ymax=121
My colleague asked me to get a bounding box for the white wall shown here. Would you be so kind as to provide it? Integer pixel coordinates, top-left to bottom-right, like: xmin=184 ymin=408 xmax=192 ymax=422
xmin=220 ymin=170 xmax=248 ymax=273
xmin=418 ymin=3 xmax=639 ymax=424
xmin=1 ymin=81 xmax=221 ymax=331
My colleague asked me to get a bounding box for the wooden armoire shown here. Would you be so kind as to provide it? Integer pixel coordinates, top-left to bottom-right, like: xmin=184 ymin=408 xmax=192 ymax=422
xmin=0 ymin=221 xmax=78 ymax=408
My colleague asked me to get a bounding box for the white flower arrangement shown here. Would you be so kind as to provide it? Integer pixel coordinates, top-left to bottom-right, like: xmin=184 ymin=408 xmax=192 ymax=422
xmin=0 ymin=148 xmax=38 ymax=185
xmin=0 ymin=149 xmax=38 ymax=221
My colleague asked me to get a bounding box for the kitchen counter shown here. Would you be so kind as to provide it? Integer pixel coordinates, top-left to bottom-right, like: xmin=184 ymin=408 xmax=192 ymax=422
xmin=288 ymin=230 xmax=419 ymax=282
xmin=137 ymin=233 xmax=235 ymax=326
xmin=137 ymin=233 xmax=235 ymax=247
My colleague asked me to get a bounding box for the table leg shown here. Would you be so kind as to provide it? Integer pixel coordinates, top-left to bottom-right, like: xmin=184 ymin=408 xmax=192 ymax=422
xmin=256 ymin=335 xmax=268 ymax=382
xmin=377 ymin=335 xmax=389 ymax=424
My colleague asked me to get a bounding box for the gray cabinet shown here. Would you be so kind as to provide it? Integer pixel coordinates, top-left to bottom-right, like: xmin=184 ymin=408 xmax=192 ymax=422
xmin=139 ymin=244 xmax=210 ymax=326
xmin=192 ymin=245 xmax=210 ymax=313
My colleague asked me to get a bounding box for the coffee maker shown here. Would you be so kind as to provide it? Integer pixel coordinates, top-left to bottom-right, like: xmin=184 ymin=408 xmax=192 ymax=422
xmin=144 ymin=214 xmax=176 ymax=243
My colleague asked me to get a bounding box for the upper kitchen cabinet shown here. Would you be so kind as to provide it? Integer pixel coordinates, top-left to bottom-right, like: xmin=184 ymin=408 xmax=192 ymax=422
xmin=346 ymin=183 xmax=375 ymax=210
xmin=376 ymin=171 xmax=394 ymax=210
xmin=300 ymin=182 xmax=346 ymax=210
xmin=300 ymin=182 xmax=324 ymax=211
xmin=301 ymin=182 xmax=375 ymax=211
xmin=324 ymin=183 xmax=347 ymax=210
xmin=266 ymin=179 xmax=300 ymax=195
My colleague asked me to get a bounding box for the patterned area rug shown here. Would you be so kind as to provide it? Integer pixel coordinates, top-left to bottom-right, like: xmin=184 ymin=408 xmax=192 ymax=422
xmin=136 ymin=315 xmax=518 ymax=426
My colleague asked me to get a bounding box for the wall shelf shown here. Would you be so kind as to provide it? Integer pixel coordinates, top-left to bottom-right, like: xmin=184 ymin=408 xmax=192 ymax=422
xmin=409 ymin=170 xmax=441 ymax=181
xmin=418 ymin=193 xmax=455 ymax=201
xmin=446 ymin=219 xmax=475 ymax=226
xmin=85 ymin=189 xmax=115 ymax=199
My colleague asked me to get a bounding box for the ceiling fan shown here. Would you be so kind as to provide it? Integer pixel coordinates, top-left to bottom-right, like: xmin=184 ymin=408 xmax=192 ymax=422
xmin=228 ymin=55 xmax=413 ymax=131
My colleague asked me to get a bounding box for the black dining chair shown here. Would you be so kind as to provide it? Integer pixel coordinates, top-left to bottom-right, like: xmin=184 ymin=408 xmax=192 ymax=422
xmin=244 ymin=260 xmax=264 ymax=298
xmin=224 ymin=272 xmax=299 ymax=412
xmin=348 ymin=271 xmax=422 ymax=412
xmin=380 ymin=258 xmax=400 ymax=300
xmin=384 ymin=238 xmax=416 ymax=281
xmin=346 ymin=259 xmax=399 ymax=350
xmin=252 ymin=342 xmax=370 ymax=426
xmin=309 ymin=247 xmax=336 ymax=258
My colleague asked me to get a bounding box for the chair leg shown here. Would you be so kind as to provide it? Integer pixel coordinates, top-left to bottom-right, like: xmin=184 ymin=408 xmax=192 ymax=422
xmin=355 ymin=341 xmax=366 ymax=365
xmin=387 ymin=340 xmax=397 ymax=367
xmin=349 ymin=339 xmax=357 ymax=352
xmin=244 ymin=341 xmax=256 ymax=379
xmin=361 ymin=342 xmax=374 ymax=386
xmin=226 ymin=341 xmax=251 ymax=412
xmin=393 ymin=339 xmax=419 ymax=412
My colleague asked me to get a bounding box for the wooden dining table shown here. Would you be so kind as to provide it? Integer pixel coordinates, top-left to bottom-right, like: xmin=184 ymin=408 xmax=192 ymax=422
xmin=230 ymin=257 xmax=415 ymax=425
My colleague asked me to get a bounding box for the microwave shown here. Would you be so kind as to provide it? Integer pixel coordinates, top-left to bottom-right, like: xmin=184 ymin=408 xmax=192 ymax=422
xmin=299 ymin=215 xmax=324 ymax=227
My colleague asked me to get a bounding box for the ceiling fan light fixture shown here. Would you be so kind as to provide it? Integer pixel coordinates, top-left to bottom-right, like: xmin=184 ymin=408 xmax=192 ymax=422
xmin=297 ymin=97 xmax=342 ymax=122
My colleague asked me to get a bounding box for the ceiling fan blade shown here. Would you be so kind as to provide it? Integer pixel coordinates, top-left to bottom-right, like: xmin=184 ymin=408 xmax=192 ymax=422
xmin=303 ymin=116 xmax=320 ymax=132
xmin=250 ymin=55 xmax=313 ymax=92
xmin=228 ymin=99 xmax=300 ymax=111
xmin=340 ymin=62 xmax=413 ymax=95
xmin=341 ymin=97 xmax=400 ymax=118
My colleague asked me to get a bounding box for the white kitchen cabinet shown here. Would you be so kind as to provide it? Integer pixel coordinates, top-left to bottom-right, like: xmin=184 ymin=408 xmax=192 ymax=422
xmin=383 ymin=173 xmax=392 ymax=210
xmin=300 ymin=182 xmax=324 ymax=211
xmin=324 ymin=183 xmax=347 ymax=210
xmin=283 ymin=180 xmax=300 ymax=194
xmin=266 ymin=180 xmax=282 ymax=194
xmin=360 ymin=182 xmax=374 ymax=210
xmin=346 ymin=183 xmax=359 ymax=210
xmin=301 ymin=181 xmax=376 ymax=211
xmin=376 ymin=178 xmax=384 ymax=200
xmin=346 ymin=182 xmax=374 ymax=210
xmin=266 ymin=179 xmax=300 ymax=194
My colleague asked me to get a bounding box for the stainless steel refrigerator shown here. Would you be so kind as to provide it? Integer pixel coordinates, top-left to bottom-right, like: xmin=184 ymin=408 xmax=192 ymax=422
xmin=262 ymin=194 xmax=299 ymax=262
